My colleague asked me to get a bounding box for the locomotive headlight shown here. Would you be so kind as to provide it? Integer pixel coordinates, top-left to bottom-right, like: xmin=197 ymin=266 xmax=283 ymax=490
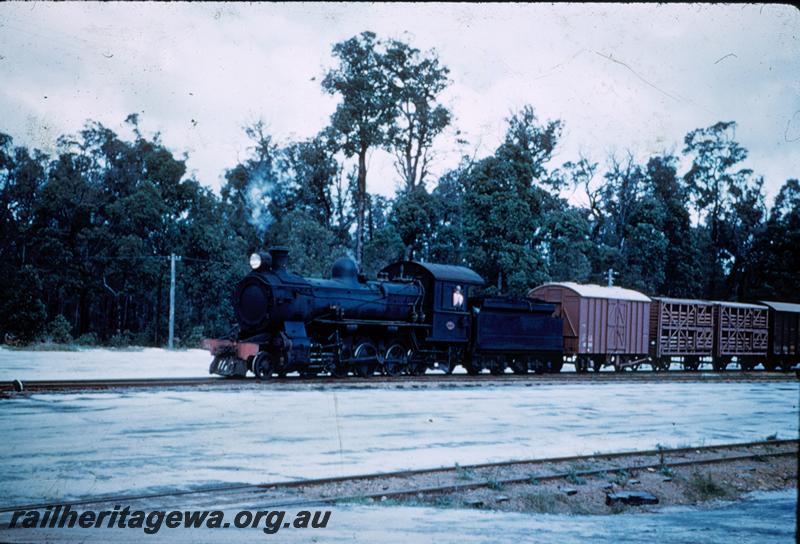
xmin=249 ymin=253 xmax=262 ymax=270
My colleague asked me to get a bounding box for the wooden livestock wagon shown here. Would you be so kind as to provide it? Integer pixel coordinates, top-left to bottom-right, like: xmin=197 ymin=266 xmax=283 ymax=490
xmin=759 ymin=301 xmax=800 ymax=370
xmin=528 ymin=282 xmax=651 ymax=372
xmin=649 ymin=297 xmax=714 ymax=371
xmin=711 ymin=301 xmax=768 ymax=371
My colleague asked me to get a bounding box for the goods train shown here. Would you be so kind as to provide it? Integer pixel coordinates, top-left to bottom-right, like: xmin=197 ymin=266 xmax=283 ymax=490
xmin=203 ymin=248 xmax=799 ymax=378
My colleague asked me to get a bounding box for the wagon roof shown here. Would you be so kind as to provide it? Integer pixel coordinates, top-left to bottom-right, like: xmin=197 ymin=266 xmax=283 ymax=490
xmin=758 ymin=300 xmax=800 ymax=313
xmin=531 ymin=282 xmax=651 ymax=302
xmin=709 ymin=300 xmax=768 ymax=310
xmin=651 ymin=296 xmax=713 ymax=306
xmin=381 ymin=261 xmax=485 ymax=286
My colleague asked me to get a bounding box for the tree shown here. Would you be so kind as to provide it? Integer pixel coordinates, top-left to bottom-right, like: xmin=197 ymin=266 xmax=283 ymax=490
xmin=391 ymin=187 xmax=439 ymax=260
xmin=496 ymin=105 xmax=563 ymax=190
xmin=281 ymin=135 xmax=339 ymax=229
xmin=382 ymin=39 xmax=452 ymax=191
xmin=265 ymin=209 xmax=350 ymax=278
xmin=683 ymin=121 xmax=754 ymax=297
xmin=322 ymin=31 xmax=396 ymax=264
xmin=540 ymin=204 xmax=592 ymax=283
xmin=644 ymin=155 xmax=702 ymax=296
xmin=744 ymin=179 xmax=798 ymax=300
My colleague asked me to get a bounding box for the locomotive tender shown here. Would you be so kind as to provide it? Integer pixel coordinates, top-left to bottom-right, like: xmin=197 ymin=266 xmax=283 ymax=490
xmin=204 ymin=248 xmax=564 ymax=378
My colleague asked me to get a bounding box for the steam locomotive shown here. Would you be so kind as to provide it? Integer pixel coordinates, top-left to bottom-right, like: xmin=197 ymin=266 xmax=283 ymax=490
xmin=203 ymin=248 xmax=564 ymax=378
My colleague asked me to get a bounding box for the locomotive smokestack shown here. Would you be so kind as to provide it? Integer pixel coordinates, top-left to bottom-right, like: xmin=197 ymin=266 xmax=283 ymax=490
xmin=269 ymin=247 xmax=289 ymax=272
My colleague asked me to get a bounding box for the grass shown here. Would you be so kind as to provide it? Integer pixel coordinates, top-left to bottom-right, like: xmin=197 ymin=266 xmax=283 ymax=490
xmin=8 ymin=342 xmax=82 ymax=352
xmin=565 ymin=465 xmax=588 ymax=486
xmin=609 ymin=502 xmax=627 ymax=515
xmin=5 ymin=343 xmax=149 ymax=352
xmin=337 ymin=495 xmax=374 ymax=505
xmin=610 ymin=469 xmax=631 ymax=486
xmin=454 ymin=463 xmax=475 ymax=481
xmin=686 ymin=471 xmax=729 ymax=501
xmin=522 ymin=491 xmax=566 ymax=513
xmin=487 ymin=478 xmax=505 ymax=491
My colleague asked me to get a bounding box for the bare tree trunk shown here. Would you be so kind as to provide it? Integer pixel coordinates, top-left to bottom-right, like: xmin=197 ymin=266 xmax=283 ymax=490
xmin=155 ymin=269 xmax=164 ymax=346
xmin=356 ymin=148 xmax=367 ymax=264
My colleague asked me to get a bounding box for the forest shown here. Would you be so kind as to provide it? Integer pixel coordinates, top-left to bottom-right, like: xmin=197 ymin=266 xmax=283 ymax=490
xmin=1 ymin=32 xmax=798 ymax=347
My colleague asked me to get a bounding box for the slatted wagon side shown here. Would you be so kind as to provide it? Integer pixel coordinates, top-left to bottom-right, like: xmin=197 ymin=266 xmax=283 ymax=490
xmin=759 ymin=301 xmax=800 ymax=371
xmin=649 ymin=297 xmax=714 ymax=371
xmin=711 ymin=301 xmax=768 ymax=370
xmin=528 ymin=282 xmax=651 ymax=372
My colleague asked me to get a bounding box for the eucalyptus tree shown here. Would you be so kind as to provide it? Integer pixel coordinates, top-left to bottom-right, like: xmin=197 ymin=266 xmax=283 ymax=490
xmin=683 ymin=121 xmax=754 ymax=297
xmin=322 ymin=31 xmax=396 ymax=264
xmin=382 ymin=39 xmax=452 ymax=192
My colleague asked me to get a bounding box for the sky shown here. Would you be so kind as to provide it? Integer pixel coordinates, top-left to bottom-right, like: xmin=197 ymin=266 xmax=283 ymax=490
xmin=1 ymin=2 xmax=798 ymax=206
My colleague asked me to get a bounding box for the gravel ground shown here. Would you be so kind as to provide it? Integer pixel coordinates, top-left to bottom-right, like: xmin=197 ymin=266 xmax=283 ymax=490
xmin=364 ymin=443 xmax=798 ymax=515
xmin=2 ymin=382 xmax=797 ymax=506
xmin=0 ymin=490 xmax=795 ymax=543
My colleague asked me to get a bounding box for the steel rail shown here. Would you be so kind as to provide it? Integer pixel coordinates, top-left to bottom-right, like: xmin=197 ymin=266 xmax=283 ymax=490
xmin=2 ymin=371 xmax=797 ymax=393
xmin=1 ymin=439 xmax=795 ymax=513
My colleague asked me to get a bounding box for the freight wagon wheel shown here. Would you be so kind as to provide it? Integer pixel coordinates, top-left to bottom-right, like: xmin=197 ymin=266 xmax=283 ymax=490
xmin=352 ymin=339 xmax=378 ymax=378
xmin=383 ymin=340 xmax=409 ymax=377
xmin=739 ymin=361 xmax=756 ymax=372
xmin=652 ymin=359 xmax=670 ymax=372
xmin=489 ymin=357 xmax=507 ymax=375
xmin=682 ymin=358 xmax=699 ymax=372
xmin=511 ymin=360 xmax=529 ymax=374
xmin=547 ymin=359 xmax=564 ymax=374
xmin=465 ymin=362 xmax=482 ymax=375
xmin=253 ymin=353 xmax=273 ymax=380
xmin=712 ymin=359 xmax=728 ymax=372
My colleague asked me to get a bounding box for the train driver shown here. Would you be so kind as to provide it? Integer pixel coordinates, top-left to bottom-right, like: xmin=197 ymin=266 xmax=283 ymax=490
xmin=452 ymin=285 xmax=465 ymax=310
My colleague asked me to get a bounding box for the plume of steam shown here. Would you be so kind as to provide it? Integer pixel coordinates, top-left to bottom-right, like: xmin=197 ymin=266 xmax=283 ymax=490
xmin=245 ymin=171 xmax=275 ymax=238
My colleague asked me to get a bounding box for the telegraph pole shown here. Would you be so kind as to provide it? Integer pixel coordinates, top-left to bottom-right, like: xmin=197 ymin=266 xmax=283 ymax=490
xmin=168 ymin=254 xmax=181 ymax=349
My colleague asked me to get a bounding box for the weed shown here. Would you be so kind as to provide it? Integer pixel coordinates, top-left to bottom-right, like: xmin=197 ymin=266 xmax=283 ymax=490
xmin=612 ymin=469 xmax=630 ymax=486
xmin=765 ymin=433 xmax=778 ymax=441
xmin=339 ymin=495 xmax=374 ymax=505
xmin=687 ymin=472 xmax=729 ymax=501
xmin=566 ymin=465 xmax=587 ymax=485
xmin=455 ymin=463 xmax=475 ymax=481
xmin=433 ymin=495 xmax=454 ymax=508
xmin=609 ymin=502 xmax=627 ymax=515
xmin=522 ymin=492 xmax=564 ymax=513
xmin=487 ymin=478 xmax=505 ymax=491
xmin=656 ymin=443 xmax=666 ymax=467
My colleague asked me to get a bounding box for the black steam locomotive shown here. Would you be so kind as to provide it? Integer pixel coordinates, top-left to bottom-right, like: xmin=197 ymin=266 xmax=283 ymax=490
xmin=204 ymin=248 xmax=563 ymax=378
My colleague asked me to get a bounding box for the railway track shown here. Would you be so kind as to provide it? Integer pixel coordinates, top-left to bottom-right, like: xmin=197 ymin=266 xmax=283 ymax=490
xmin=1 ymin=370 xmax=797 ymax=393
xmin=1 ymin=439 xmax=795 ymax=514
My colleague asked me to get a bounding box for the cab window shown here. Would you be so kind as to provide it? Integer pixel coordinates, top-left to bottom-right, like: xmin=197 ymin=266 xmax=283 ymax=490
xmin=440 ymin=283 xmax=467 ymax=311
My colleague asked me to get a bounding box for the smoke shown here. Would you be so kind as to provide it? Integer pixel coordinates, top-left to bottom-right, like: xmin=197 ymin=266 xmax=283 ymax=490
xmin=245 ymin=173 xmax=274 ymax=238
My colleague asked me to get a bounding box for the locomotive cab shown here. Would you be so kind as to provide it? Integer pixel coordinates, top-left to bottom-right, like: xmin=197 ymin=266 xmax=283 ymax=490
xmin=380 ymin=261 xmax=484 ymax=344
